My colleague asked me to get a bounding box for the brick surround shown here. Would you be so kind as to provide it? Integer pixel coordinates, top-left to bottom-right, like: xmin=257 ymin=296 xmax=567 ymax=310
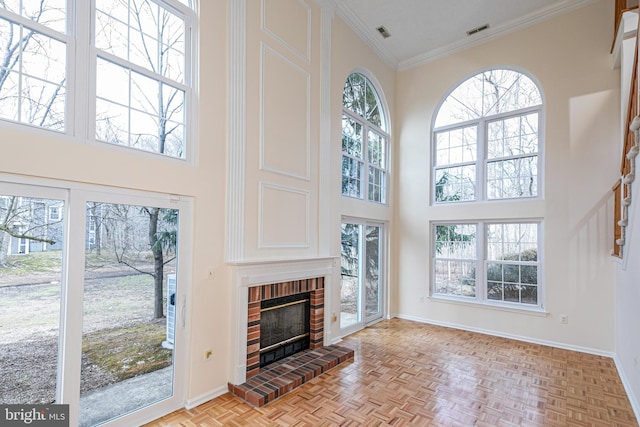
xmin=245 ymin=277 xmax=325 ymax=380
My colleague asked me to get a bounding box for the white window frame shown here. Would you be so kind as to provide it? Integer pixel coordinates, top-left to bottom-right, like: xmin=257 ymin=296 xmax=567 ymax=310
xmin=432 ymin=70 xmax=543 ymax=205
xmin=0 ymin=5 xmax=73 ymax=133
xmin=340 ymin=217 xmax=387 ymax=336
xmin=341 ymin=73 xmax=390 ymax=204
xmin=431 ymin=219 xmax=544 ymax=312
xmin=0 ymin=0 xmax=197 ymax=163
xmin=0 ymin=174 xmax=193 ymax=427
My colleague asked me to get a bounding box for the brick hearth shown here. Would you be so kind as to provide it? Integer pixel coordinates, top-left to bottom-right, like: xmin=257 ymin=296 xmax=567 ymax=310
xmin=228 ymin=344 xmax=354 ymax=407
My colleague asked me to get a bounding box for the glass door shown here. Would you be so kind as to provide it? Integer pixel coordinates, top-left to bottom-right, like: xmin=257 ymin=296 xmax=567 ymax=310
xmin=0 ymin=180 xmax=190 ymax=427
xmin=364 ymin=224 xmax=383 ymax=323
xmin=0 ymin=185 xmax=67 ymax=405
xmin=79 ymin=201 xmax=181 ymax=426
xmin=340 ymin=219 xmax=385 ymax=334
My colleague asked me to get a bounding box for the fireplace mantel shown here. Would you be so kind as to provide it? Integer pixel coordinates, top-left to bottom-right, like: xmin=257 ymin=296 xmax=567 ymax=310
xmin=228 ymin=257 xmax=337 ymax=385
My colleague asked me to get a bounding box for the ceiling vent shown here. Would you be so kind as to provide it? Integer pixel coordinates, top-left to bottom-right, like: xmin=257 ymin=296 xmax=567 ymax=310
xmin=466 ymin=24 xmax=490 ymax=36
xmin=376 ymin=26 xmax=391 ymax=39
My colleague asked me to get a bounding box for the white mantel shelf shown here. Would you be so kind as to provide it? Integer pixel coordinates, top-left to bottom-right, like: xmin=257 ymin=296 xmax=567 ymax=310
xmin=228 ymin=257 xmax=338 ymax=287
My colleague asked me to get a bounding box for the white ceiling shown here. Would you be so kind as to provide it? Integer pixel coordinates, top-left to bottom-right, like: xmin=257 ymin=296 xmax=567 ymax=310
xmin=333 ymin=0 xmax=596 ymax=70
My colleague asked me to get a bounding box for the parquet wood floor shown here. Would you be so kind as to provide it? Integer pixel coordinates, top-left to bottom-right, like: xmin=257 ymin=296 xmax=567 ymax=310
xmin=146 ymin=319 xmax=638 ymax=426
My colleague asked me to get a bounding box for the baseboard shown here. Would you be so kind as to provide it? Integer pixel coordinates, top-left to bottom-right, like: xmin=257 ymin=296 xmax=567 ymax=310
xmin=185 ymin=385 xmax=229 ymax=409
xmin=614 ymin=354 xmax=640 ymax=422
xmin=395 ymin=314 xmax=616 ymax=358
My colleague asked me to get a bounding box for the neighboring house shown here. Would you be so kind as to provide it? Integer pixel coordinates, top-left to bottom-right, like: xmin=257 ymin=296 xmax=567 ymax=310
xmin=3 ymin=197 xmax=64 ymax=255
xmin=2 ymin=197 xmax=101 ymax=255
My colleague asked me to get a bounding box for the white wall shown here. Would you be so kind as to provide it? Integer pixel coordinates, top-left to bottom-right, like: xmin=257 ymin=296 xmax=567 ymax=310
xmin=615 ymin=170 xmax=640 ymax=414
xmin=394 ymin=0 xmax=621 ymax=352
xmin=614 ymin=13 xmax=640 ymax=413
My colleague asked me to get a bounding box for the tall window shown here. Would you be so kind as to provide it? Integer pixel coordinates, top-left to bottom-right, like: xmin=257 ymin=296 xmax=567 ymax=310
xmin=433 ymin=69 xmax=542 ymax=203
xmin=342 ymin=73 xmax=389 ymax=203
xmin=94 ymin=0 xmax=192 ymax=158
xmin=433 ymin=221 xmax=542 ymax=309
xmin=0 ymin=0 xmax=195 ymax=160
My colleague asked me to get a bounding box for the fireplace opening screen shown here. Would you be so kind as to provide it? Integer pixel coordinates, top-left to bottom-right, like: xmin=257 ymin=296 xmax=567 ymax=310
xmin=260 ymin=292 xmax=310 ymax=366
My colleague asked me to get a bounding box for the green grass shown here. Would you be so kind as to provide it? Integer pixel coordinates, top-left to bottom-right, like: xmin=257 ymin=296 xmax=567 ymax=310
xmin=0 ymin=251 xmax=62 ymax=275
xmin=82 ymin=321 xmax=172 ymax=382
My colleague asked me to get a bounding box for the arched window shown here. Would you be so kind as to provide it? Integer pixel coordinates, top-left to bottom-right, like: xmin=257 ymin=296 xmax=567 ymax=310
xmin=342 ymin=73 xmax=389 ymax=203
xmin=433 ymin=69 xmax=543 ymax=203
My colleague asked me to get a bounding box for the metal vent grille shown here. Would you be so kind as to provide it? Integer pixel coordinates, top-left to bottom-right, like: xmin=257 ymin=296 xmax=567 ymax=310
xmin=466 ymin=24 xmax=490 ymax=36
xmin=376 ymin=26 xmax=391 ymax=39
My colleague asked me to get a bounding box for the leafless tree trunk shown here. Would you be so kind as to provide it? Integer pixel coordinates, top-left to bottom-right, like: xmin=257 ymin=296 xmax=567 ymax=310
xmin=147 ymin=207 xmax=164 ymax=319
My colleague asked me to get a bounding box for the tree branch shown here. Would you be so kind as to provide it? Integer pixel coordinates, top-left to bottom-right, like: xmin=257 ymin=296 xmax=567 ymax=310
xmin=0 ymin=225 xmax=56 ymax=245
xmin=113 ymin=247 xmax=155 ymax=277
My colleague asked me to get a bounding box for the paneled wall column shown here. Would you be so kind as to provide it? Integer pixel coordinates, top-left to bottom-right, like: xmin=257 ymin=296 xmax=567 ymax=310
xmin=227 ymin=0 xmax=247 ymax=262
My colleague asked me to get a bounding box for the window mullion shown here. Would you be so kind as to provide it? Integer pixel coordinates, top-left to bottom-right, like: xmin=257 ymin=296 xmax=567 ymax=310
xmin=477 ymin=222 xmax=485 ymax=301
xmin=95 ymin=51 xmax=189 ymax=91
xmin=17 ymin=24 xmax=24 ymax=123
xmin=363 ymin=123 xmax=369 ymax=201
xmin=0 ymin=9 xmax=69 ymax=39
xmin=73 ymin=0 xmax=91 ymax=140
xmin=478 ymin=119 xmax=486 ymax=202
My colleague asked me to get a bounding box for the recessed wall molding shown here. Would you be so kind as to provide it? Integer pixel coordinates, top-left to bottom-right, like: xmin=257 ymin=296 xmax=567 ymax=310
xmin=258 ymin=182 xmax=310 ymax=248
xmin=261 ymin=0 xmax=312 ymax=64
xmin=260 ymin=44 xmax=311 ymax=181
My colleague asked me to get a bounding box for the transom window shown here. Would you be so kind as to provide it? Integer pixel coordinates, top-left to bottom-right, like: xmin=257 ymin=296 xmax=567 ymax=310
xmin=433 ymin=221 xmax=542 ymax=309
xmin=433 ymin=69 xmax=542 ymax=203
xmin=0 ymin=0 xmax=195 ymax=160
xmin=0 ymin=1 xmax=68 ymax=131
xmin=342 ymin=73 xmax=389 ymax=203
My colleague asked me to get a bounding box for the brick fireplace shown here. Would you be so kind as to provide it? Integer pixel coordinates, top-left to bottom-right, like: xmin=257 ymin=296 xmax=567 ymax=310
xmin=227 ymin=258 xmax=354 ymax=406
xmin=245 ymin=277 xmax=325 ymax=379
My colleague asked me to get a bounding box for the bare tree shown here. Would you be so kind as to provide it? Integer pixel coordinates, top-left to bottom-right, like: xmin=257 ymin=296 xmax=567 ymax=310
xmin=0 ymin=196 xmax=61 ymax=267
xmin=90 ymin=0 xmax=187 ymax=318
xmin=0 ymin=1 xmax=66 ymax=130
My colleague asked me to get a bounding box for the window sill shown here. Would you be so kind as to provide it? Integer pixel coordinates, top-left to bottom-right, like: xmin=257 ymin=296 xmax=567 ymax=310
xmin=428 ymin=294 xmax=549 ymax=317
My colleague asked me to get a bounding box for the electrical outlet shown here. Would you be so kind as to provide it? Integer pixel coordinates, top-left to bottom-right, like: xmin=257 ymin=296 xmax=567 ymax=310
xmin=419 ymin=296 xmax=425 ymax=303
xmin=204 ymin=350 xmax=213 ymax=360
xmin=560 ymin=314 xmax=569 ymax=324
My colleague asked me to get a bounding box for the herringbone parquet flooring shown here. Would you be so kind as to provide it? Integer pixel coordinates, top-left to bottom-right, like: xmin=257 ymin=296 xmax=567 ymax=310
xmin=146 ymin=319 xmax=638 ymax=426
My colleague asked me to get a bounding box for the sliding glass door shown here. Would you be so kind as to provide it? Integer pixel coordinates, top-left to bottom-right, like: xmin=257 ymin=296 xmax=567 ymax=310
xmin=340 ymin=219 xmax=385 ymax=334
xmin=0 ymin=185 xmax=66 ymax=405
xmin=79 ymin=201 xmax=182 ymax=426
xmin=0 ymin=181 xmax=190 ymax=427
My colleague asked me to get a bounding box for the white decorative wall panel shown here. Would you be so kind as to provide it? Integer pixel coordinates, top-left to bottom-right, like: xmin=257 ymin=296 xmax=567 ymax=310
xmin=260 ymin=45 xmax=310 ymax=180
xmin=259 ymin=183 xmax=309 ymax=247
xmin=262 ymin=0 xmax=311 ymax=62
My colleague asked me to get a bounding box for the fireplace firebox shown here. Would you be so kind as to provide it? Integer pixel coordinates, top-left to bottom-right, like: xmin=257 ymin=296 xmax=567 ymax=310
xmin=244 ymin=276 xmax=326 ymax=381
xmin=259 ymin=292 xmax=310 ymax=367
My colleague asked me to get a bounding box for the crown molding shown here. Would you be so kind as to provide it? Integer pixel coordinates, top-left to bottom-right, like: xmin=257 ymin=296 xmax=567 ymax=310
xmin=334 ymin=1 xmax=398 ymax=69
xmin=398 ymin=0 xmax=597 ymax=71
xmin=333 ymin=0 xmax=597 ymax=72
